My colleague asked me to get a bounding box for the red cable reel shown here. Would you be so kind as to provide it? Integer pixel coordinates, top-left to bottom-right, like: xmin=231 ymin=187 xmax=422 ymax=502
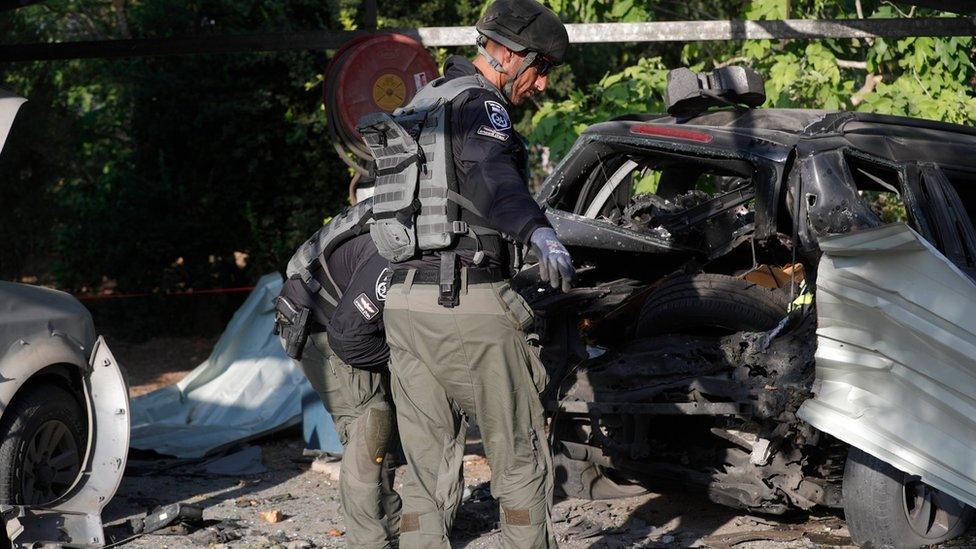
xmin=324 ymin=34 xmax=439 ymax=202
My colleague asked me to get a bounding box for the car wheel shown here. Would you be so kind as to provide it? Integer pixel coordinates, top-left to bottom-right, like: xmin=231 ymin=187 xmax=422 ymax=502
xmin=843 ymin=447 xmax=974 ymax=548
xmin=0 ymin=383 xmax=87 ymax=505
xmin=636 ymin=273 xmax=789 ymax=337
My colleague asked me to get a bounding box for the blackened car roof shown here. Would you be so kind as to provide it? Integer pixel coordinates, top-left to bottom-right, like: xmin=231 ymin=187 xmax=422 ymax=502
xmin=582 ymin=108 xmax=976 ymax=169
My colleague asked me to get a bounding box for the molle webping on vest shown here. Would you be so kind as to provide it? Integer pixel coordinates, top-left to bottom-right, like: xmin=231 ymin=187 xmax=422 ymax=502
xmin=285 ymin=198 xmax=375 ymax=315
xmin=358 ymin=75 xmax=507 ymax=264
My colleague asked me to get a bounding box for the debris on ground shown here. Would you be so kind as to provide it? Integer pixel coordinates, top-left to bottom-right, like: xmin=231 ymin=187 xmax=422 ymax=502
xmin=187 ymin=519 xmax=245 ymax=545
xmin=236 ymin=493 xmax=295 ymax=508
xmin=141 ymin=503 xmax=204 ymax=535
xmin=563 ymin=516 xmax=605 ymax=539
xmin=259 ymin=509 xmax=286 ymax=524
xmin=702 ymin=529 xmax=805 ymax=548
xmin=102 ymin=417 xmax=974 ymax=548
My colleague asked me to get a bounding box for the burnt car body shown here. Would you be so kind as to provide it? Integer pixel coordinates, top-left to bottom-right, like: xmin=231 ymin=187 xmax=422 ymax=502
xmin=523 ymin=97 xmax=976 ymax=546
xmin=0 ymin=90 xmax=130 ymax=547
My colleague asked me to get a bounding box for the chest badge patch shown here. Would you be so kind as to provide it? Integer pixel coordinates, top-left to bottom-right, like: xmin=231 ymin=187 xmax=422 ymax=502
xmin=477 ymin=125 xmax=509 ymax=141
xmin=354 ymin=293 xmax=380 ymax=321
xmin=485 ymin=100 xmax=511 ymax=130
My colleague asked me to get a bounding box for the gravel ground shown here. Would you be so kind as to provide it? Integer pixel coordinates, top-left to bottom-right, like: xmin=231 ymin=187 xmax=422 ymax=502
xmin=103 ymin=432 xmax=864 ymax=549
xmin=103 ymin=336 xmax=976 ymax=549
xmin=104 ymin=429 xmax=976 ymax=549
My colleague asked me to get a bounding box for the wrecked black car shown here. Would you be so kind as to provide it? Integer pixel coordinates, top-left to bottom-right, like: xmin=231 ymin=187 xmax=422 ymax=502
xmin=522 ymin=66 xmax=976 ymax=548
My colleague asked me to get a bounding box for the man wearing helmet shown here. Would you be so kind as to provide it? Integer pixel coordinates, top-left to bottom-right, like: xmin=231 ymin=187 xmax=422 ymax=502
xmin=379 ymin=0 xmax=573 ymax=547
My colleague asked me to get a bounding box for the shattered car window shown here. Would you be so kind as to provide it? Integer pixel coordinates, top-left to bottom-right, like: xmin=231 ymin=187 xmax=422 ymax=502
xmin=571 ymin=151 xmax=756 ymax=252
xmin=845 ymin=153 xmax=908 ymax=224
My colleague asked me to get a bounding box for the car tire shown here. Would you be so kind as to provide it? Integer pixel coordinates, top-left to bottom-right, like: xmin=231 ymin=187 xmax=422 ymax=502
xmin=843 ymin=447 xmax=974 ymax=548
xmin=636 ymin=273 xmax=789 ymax=337
xmin=0 ymin=383 xmax=87 ymax=505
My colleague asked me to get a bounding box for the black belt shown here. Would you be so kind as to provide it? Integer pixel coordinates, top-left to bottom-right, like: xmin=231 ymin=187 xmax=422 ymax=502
xmin=391 ymin=268 xmax=506 ymax=285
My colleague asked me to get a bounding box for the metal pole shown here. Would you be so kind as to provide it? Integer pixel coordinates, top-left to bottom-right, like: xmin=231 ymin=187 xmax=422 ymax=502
xmin=0 ymin=18 xmax=973 ymax=62
xmin=362 ymin=0 xmax=378 ymax=31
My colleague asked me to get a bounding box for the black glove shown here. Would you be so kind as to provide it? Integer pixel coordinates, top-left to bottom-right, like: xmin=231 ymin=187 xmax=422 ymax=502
xmin=529 ymin=227 xmax=575 ymax=292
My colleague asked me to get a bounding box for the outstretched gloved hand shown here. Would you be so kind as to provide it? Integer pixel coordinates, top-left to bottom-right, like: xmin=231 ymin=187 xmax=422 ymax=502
xmin=530 ymin=227 xmax=575 ymax=292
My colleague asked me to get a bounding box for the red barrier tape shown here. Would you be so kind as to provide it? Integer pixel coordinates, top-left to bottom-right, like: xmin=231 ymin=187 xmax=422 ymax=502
xmin=75 ymin=286 xmax=256 ymax=302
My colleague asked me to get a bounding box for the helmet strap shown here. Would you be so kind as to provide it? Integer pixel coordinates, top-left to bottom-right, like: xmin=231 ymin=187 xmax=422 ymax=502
xmin=477 ymin=34 xmax=507 ymax=74
xmin=503 ymin=50 xmax=537 ymax=101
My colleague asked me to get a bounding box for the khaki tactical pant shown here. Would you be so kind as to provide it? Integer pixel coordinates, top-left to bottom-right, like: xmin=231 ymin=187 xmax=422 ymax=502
xmin=299 ymin=332 xmax=401 ymax=548
xmin=385 ymin=271 xmax=556 ymax=548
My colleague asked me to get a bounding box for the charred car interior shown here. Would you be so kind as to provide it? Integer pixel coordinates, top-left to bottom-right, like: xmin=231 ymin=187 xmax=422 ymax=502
xmin=518 ymin=67 xmax=976 ymax=547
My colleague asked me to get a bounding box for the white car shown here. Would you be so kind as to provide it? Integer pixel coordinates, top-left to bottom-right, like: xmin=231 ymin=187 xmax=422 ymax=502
xmin=0 ymin=90 xmax=129 ymax=547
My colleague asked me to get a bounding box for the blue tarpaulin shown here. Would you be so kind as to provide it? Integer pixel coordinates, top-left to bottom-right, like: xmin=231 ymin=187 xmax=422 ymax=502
xmin=129 ymin=273 xmax=342 ymax=458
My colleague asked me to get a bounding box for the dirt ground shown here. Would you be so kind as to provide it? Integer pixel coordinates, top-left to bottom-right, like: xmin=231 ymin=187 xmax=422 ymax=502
xmin=107 ymin=335 xmax=215 ymax=397
xmin=103 ymin=336 xmax=976 ymax=548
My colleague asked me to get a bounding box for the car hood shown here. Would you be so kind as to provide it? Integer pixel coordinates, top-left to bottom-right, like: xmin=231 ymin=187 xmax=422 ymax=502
xmin=0 ymin=89 xmax=26 ymax=157
xmin=0 ymin=281 xmax=95 ymax=356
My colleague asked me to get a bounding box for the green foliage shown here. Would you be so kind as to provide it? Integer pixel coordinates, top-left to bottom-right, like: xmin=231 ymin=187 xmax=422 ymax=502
xmin=2 ymin=0 xmax=974 ymax=291
xmin=0 ymin=0 xmax=479 ymax=291
xmin=1 ymin=1 xmax=351 ymax=291
xmin=866 ymin=191 xmax=909 ymax=223
xmin=529 ymin=0 xmax=976 ymax=163
xmin=531 ymin=57 xmax=669 ymax=159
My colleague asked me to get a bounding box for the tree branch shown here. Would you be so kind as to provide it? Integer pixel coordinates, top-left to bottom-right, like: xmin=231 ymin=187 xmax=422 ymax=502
xmin=714 ymin=56 xmax=751 ymax=68
xmin=837 ymin=59 xmax=868 ymax=69
xmin=850 ymin=74 xmax=883 ymax=106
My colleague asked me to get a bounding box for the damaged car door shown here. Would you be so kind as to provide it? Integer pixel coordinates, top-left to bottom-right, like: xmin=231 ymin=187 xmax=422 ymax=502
xmin=798 ymin=161 xmax=976 ymax=547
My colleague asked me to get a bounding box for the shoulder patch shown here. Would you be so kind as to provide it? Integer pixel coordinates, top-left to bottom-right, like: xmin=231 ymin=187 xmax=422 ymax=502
xmin=476 ymin=125 xmax=510 ymax=141
xmin=375 ymin=268 xmax=392 ymax=301
xmin=484 ymin=100 xmax=511 ymax=130
xmin=353 ymin=292 xmax=380 ymax=321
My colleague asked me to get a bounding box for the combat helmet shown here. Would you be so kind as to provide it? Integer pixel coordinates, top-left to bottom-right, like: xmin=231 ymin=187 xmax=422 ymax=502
xmin=475 ymin=0 xmax=569 ymax=98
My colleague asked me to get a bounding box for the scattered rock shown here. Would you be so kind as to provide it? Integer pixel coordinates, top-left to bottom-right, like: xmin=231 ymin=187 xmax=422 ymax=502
xmin=235 ymin=496 xmax=259 ymax=508
xmin=188 ymin=519 xmax=245 ymax=545
xmin=259 ymin=510 xmax=285 ymax=524
xmin=564 ymin=516 xmax=605 ymax=539
xmin=285 ymin=541 xmax=313 ymax=549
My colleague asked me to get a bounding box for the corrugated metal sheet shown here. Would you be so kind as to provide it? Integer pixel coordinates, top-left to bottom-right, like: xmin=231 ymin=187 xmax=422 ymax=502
xmin=799 ymin=223 xmax=976 ymax=508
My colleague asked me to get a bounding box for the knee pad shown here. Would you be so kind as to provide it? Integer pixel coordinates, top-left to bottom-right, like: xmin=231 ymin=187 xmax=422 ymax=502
xmin=352 ymin=401 xmax=393 ymax=478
